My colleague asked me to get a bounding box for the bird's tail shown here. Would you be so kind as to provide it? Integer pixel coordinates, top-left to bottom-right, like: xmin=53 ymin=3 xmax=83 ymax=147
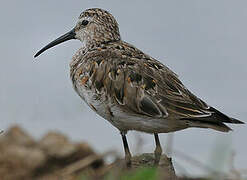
xmin=182 ymin=107 xmax=244 ymax=132
xmin=229 ymin=117 xmax=244 ymax=124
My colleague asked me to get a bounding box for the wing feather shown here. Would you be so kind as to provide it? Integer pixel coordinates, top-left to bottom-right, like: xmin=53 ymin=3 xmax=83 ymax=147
xmin=76 ymin=42 xmax=244 ymax=130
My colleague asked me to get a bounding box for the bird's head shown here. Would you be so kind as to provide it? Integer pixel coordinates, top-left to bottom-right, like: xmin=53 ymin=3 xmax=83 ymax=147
xmin=34 ymin=8 xmax=120 ymax=58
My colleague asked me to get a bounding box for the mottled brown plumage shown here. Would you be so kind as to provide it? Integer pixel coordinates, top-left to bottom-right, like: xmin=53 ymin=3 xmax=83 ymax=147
xmin=35 ymin=8 xmax=244 ymax=167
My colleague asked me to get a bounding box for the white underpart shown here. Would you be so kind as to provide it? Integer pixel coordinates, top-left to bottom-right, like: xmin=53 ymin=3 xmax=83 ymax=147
xmin=74 ymin=78 xmax=185 ymax=133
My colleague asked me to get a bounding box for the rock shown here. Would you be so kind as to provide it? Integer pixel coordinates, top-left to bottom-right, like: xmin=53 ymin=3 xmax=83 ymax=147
xmin=0 ymin=125 xmax=103 ymax=180
xmin=0 ymin=126 xmax=45 ymax=180
xmin=34 ymin=131 xmax=103 ymax=178
xmin=39 ymin=132 xmax=94 ymax=159
xmin=109 ymin=153 xmax=177 ymax=180
xmin=0 ymin=125 xmax=35 ymax=146
xmin=0 ymin=125 xmax=181 ymax=180
xmin=39 ymin=132 xmax=78 ymax=158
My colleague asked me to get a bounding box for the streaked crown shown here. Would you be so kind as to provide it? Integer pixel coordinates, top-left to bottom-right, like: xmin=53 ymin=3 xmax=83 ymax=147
xmin=75 ymin=8 xmax=121 ymax=46
xmin=34 ymin=8 xmax=121 ymax=58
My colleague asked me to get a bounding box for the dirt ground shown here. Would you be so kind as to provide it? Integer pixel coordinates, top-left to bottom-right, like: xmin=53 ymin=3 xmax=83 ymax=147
xmin=0 ymin=125 xmax=239 ymax=180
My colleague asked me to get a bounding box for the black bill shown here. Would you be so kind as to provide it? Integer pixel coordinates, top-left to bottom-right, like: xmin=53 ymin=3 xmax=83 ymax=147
xmin=34 ymin=28 xmax=76 ymax=58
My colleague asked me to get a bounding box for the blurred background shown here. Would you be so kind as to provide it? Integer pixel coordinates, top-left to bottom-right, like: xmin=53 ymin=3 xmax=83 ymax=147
xmin=0 ymin=0 xmax=246 ymax=177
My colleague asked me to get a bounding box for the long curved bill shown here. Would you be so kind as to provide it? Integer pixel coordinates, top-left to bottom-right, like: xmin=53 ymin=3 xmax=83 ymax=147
xmin=34 ymin=28 xmax=76 ymax=58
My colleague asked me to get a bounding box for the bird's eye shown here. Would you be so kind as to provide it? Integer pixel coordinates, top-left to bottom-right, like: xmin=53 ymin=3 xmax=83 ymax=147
xmin=81 ymin=20 xmax=89 ymax=26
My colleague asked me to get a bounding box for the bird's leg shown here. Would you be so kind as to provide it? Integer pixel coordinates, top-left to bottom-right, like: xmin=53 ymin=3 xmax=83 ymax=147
xmin=154 ymin=133 xmax=162 ymax=165
xmin=121 ymin=132 xmax=132 ymax=167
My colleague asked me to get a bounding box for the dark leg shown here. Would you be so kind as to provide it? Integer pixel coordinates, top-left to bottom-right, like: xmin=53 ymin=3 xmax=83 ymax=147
xmin=154 ymin=133 xmax=162 ymax=165
xmin=121 ymin=132 xmax=132 ymax=167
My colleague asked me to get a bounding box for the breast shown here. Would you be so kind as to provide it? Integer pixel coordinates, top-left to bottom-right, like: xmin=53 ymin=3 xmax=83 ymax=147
xmin=71 ymin=59 xmax=109 ymax=118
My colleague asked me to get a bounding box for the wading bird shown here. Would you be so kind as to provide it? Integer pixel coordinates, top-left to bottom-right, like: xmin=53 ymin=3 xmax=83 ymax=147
xmin=35 ymin=8 xmax=244 ymax=167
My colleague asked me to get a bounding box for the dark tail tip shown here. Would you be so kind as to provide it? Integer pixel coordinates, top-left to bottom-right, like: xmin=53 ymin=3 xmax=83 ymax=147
xmin=209 ymin=107 xmax=244 ymax=124
xmin=230 ymin=118 xmax=245 ymax=124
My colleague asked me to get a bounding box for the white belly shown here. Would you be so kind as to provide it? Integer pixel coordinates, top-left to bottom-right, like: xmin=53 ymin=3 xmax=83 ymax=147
xmin=74 ymin=80 xmax=185 ymax=133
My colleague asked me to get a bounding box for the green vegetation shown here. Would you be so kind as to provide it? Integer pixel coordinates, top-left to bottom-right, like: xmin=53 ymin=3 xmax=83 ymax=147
xmin=120 ymin=167 xmax=158 ymax=180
